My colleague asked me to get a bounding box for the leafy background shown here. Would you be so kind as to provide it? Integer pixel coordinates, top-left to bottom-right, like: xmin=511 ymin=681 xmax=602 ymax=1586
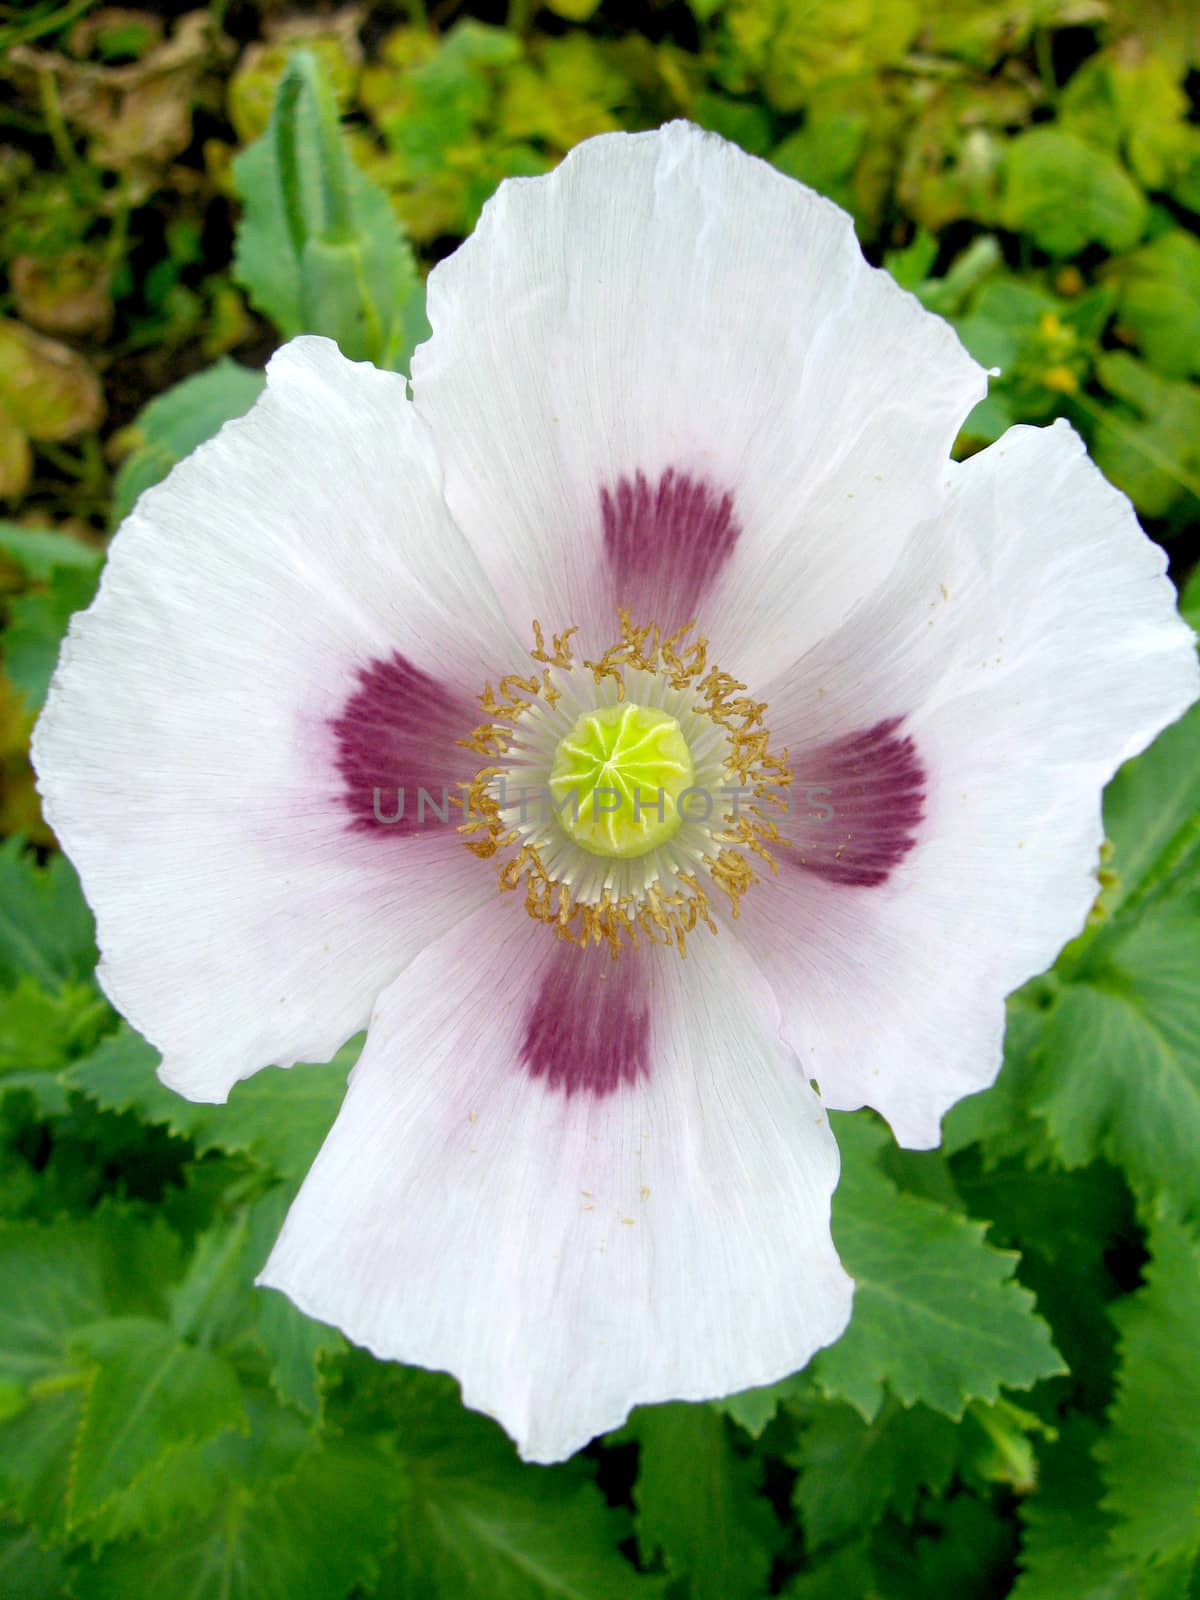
xmin=1 ymin=0 xmax=1199 ymax=1595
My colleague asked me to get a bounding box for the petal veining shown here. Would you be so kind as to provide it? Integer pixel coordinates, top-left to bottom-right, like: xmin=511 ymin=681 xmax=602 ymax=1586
xmin=34 ymin=337 xmax=523 ymax=1103
xmin=411 ymin=121 xmax=986 ymax=671
xmin=739 ymin=420 xmax=1200 ymax=1146
xmin=260 ymin=900 xmax=851 ymax=1462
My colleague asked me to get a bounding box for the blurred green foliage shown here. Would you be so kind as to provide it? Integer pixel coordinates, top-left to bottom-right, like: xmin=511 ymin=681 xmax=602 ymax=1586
xmin=1 ymin=0 xmax=1199 ymax=1596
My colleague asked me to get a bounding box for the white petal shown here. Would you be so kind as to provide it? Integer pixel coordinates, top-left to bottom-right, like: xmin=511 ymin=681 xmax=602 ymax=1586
xmin=34 ymin=337 xmax=525 ymax=1103
xmin=739 ymin=420 xmax=1200 ymax=1146
xmin=411 ymin=121 xmax=985 ymax=674
xmin=260 ymin=903 xmax=851 ymax=1462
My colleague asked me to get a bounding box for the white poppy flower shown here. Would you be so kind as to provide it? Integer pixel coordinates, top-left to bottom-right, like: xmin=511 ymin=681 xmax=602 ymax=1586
xmin=33 ymin=122 xmax=1199 ymax=1463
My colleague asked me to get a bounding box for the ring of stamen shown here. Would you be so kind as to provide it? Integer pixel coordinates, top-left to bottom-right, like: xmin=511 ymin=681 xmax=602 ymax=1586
xmin=457 ymin=611 xmax=792 ymax=959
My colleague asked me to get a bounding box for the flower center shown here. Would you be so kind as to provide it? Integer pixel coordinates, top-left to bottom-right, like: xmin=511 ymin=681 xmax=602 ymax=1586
xmin=549 ymin=703 xmax=695 ymax=859
xmin=456 ymin=612 xmax=793 ymax=960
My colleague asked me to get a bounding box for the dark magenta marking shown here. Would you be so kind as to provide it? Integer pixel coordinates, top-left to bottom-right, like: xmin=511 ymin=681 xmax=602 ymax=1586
xmin=601 ymin=468 xmax=739 ymax=626
xmin=788 ymin=718 xmax=925 ymax=887
xmin=332 ymin=653 xmax=476 ymax=837
xmin=520 ymin=946 xmax=650 ymax=1097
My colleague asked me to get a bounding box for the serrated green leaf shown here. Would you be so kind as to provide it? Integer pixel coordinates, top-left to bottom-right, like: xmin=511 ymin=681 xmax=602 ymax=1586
xmin=709 ymin=1372 xmax=808 ymax=1437
xmin=1089 ymin=700 xmax=1200 ymax=929
xmin=64 ymin=1024 xmax=356 ymax=1180
xmin=1033 ymin=900 xmax=1200 ymax=1218
xmin=60 ymin=1023 xmax=195 ymax=1133
xmin=0 ymin=1212 xmax=184 ymax=1540
xmin=78 ymin=1385 xmax=316 ymax=1547
xmin=953 ymin=1156 xmax=1134 ymax=1410
xmin=632 ymin=1403 xmax=778 ymax=1600
xmin=202 ymin=1053 xmax=354 ymax=1180
xmin=790 ymin=1395 xmax=958 ymax=1551
xmin=813 ymin=1116 xmax=1063 ymax=1420
xmin=377 ymin=1369 xmax=658 ymax=1599
xmin=0 ymin=838 xmax=95 ymax=992
xmin=1027 ymin=704 xmax=1200 ymax=1217
xmin=1012 ymin=1420 xmax=1153 ymax=1600
xmin=1099 ymin=1211 xmax=1200 ymax=1577
xmin=74 ymin=1439 xmax=399 ymax=1600
xmin=67 ymin=1316 xmax=245 ymax=1533
xmin=941 ymin=992 xmax=1060 ymax=1167
xmin=163 ymin=1186 xmax=343 ymax=1413
xmin=110 ymin=361 xmax=265 ymax=528
xmin=0 ymin=1212 xmax=172 ymax=1381
xmin=0 ymin=1382 xmax=86 ymax=1539
xmin=0 ymin=977 xmax=108 ymax=1080
xmin=245 ymin=1188 xmax=342 ymax=1416
xmin=167 ymin=1209 xmax=257 ymax=1351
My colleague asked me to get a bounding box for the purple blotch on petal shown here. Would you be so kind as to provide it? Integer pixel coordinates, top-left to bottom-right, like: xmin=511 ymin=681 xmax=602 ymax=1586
xmin=520 ymin=946 xmax=651 ymax=1097
xmin=332 ymin=652 xmax=476 ymax=837
xmin=602 ymin=468 xmax=739 ymax=625
xmin=789 ymin=718 xmax=925 ymax=888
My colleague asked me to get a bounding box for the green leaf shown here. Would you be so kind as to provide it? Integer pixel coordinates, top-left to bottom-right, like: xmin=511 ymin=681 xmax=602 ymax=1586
xmin=1107 ymin=231 xmax=1200 ymax=379
xmin=0 ymin=522 xmax=103 ymax=580
xmin=64 ymin=1024 xmax=356 ymax=1181
xmin=953 ymin=1156 xmax=1134 ymax=1409
xmin=0 ymin=976 xmax=109 ymax=1077
xmin=873 ymin=1491 xmax=1017 ymax=1600
xmin=110 ymin=361 xmax=265 ymax=528
xmin=1059 ymin=46 xmax=1193 ymax=192
xmin=67 ymin=1316 xmax=245 ymax=1533
xmin=166 ymin=1209 xmax=258 ymax=1351
xmin=1011 ymin=1420 xmax=1155 ymax=1600
xmin=0 ymin=838 xmax=95 ymax=994
xmin=74 ymin=1439 xmax=400 ymax=1600
xmin=0 ymin=1212 xmax=187 ymax=1541
xmin=1092 ymin=699 xmax=1200 ymax=925
xmin=1003 ymin=129 xmax=1148 ymax=256
xmin=245 ymin=1189 xmax=342 ymax=1416
xmin=1027 ymin=704 xmax=1200 ymax=1218
xmin=233 ymin=52 xmax=425 ymax=371
xmin=1090 ymin=352 xmax=1200 ymax=519
xmin=3 ymin=562 xmax=101 ymax=710
xmin=771 ymin=111 xmax=867 ymax=216
xmin=813 ymin=1116 xmax=1063 ymax=1420
xmin=1099 ymin=1210 xmax=1200 ymax=1578
xmin=632 ymin=1403 xmax=779 ymax=1600
xmin=1181 ymin=564 xmax=1200 ymax=637
xmin=61 ymin=1023 xmax=193 ymax=1132
xmin=692 ymin=92 xmax=773 ymax=156
xmin=784 ymin=1542 xmax=878 ymax=1600
xmin=790 ymin=1394 xmax=958 ymax=1551
xmin=1033 ymin=899 xmax=1200 ymax=1219
xmin=0 ymin=1514 xmax=70 ymax=1600
xmin=951 ymin=274 xmax=1111 ymax=443
xmin=377 ymin=1369 xmax=658 ymax=1599
xmin=163 ymin=1186 xmax=343 ymax=1414
xmin=709 ymin=1373 xmax=808 ymax=1437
